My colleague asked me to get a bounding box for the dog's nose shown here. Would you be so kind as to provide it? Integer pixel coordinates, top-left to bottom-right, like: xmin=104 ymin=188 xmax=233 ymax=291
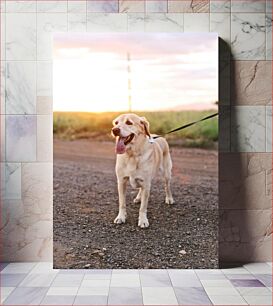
xmin=112 ymin=127 xmax=120 ymax=136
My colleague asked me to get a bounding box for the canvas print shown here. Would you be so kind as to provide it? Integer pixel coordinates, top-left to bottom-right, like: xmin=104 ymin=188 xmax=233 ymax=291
xmin=53 ymin=33 xmax=218 ymax=269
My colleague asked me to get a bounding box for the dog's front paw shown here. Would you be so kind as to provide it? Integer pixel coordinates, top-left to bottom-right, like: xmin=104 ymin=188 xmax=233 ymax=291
xmin=114 ymin=213 xmax=126 ymax=224
xmin=138 ymin=216 xmax=149 ymax=228
xmin=165 ymin=197 xmax=175 ymax=205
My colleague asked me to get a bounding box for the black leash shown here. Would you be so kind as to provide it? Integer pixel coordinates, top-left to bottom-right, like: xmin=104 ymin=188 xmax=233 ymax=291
xmin=151 ymin=112 xmax=219 ymax=140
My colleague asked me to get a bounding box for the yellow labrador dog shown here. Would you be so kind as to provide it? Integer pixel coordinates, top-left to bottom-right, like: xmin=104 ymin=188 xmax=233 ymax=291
xmin=111 ymin=113 xmax=174 ymax=228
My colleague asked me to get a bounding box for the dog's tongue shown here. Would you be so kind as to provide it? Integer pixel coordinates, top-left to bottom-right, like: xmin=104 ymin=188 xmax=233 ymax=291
xmin=116 ymin=137 xmax=126 ymax=154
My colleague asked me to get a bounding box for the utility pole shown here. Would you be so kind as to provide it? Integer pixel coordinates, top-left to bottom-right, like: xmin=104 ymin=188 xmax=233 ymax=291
xmin=127 ymin=52 xmax=132 ymax=112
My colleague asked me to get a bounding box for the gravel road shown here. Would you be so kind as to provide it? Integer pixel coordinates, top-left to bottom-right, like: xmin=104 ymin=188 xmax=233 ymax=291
xmin=53 ymin=139 xmax=218 ymax=269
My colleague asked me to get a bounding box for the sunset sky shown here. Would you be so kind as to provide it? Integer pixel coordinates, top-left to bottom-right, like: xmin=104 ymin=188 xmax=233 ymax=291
xmin=53 ymin=33 xmax=218 ymax=112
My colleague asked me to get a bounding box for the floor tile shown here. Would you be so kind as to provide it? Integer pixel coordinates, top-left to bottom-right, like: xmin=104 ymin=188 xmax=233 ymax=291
xmin=140 ymin=270 xmax=171 ymax=287
xmin=85 ymin=269 xmax=111 ymax=275
xmin=244 ymin=263 xmax=272 ymax=274
xmin=1 ymin=274 xmax=27 ymax=286
xmin=237 ymin=286 xmax=272 ymax=296
xmin=204 ymin=286 xmax=240 ymax=296
xmin=83 ymin=273 xmax=111 ymax=280
xmin=3 ymin=287 xmax=48 ymax=305
xmin=77 ymin=286 xmax=109 ymax=296
xmin=168 ymin=269 xmax=196 ymax=276
xmin=168 ymin=270 xmax=201 ymax=287
xmin=1 ymin=287 xmax=15 ymax=303
xmin=40 ymin=295 xmax=75 ymax=305
xmin=82 ymin=279 xmax=110 ymax=287
xmin=30 ymin=263 xmax=59 ymax=274
xmin=51 ymin=274 xmax=84 ymax=287
xmin=225 ymin=274 xmax=256 ymax=280
xmin=110 ymin=274 xmax=140 ymax=287
xmin=142 ymin=287 xmax=178 ymax=305
xmin=174 ymin=287 xmax=212 ymax=305
xmin=108 ymin=287 xmax=143 ymax=305
xmin=195 ymin=270 xmax=226 ymax=280
xmin=254 ymin=274 xmax=273 ymax=287
xmin=1 ymin=263 xmax=36 ymax=274
xmin=74 ymin=295 xmax=108 ymax=305
xmin=221 ymin=267 xmax=250 ymax=275
xmin=19 ymin=273 xmax=56 ymax=287
xmin=59 ymin=269 xmax=85 ymax=275
xmin=230 ymin=279 xmax=265 ymax=287
xmin=112 ymin=269 xmax=139 ymax=274
xmin=208 ymin=295 xmax=247 ymax=305
xmin=0 ymin=263 xmax=9 ymax=272
xmin=201 ymin=280 xmax=233 ymax=287
xmin=243 ymin=295 xmax=272 ymax=305
xmin=46 ymin=287 xmax=78 ymax=296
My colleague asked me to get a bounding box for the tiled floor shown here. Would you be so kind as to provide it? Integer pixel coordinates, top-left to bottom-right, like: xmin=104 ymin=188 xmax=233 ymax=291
xmin=0 ymin=262 xmax=272 ymax=305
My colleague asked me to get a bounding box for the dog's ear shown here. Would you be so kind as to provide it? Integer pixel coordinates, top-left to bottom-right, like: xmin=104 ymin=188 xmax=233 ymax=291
xmin=140 ymin=117 xmax=151 ymax=138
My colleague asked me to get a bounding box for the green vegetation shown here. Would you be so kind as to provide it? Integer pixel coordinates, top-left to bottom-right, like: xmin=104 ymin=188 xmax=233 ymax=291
xmin=53 ymin=110 xmax=218 ymax=148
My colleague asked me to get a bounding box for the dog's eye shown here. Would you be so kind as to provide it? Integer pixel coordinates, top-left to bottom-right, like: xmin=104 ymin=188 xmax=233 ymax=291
xmin=114 ymin=121 xmax=118 ymax=125
xmin=126 ymin=120 xmax=132 ymax=125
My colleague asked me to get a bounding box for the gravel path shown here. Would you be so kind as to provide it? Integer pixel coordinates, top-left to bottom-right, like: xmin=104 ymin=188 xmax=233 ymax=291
xmin=53 ymin=139 xmax=218 ymax=269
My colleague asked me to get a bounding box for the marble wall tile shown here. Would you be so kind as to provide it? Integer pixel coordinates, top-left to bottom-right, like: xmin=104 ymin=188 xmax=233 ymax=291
xmin=1 ymin=62 xmax=5 ymax=114
xmin=219 ymin=60 xmax=230 ymax=105
xmin=37 ymin=1 xmax=67 ymax=13
xmin=5 ymin=61 xmax=36 ymax=115
xmin=184 ymin=13 xmax=209 ymax=31
xmin=1 ymin=13 xmax=5 ymax=60
xmin=219 ymin=106 xmax=230 ymax=152
xmin=231 ymin=0 xmax=266 ymax=13
xmin=128 ymin=13 xmax=145 ymax=31
xmin=266 ymin=13 xmax=272 ymax=60
xmin=231 ymin=106 xmax=266 ymax=152
xmin=68 ymin=0 xmax=87 ymax=13
xmin=119 ymin=0 xmax=145 ymax=13
xmin=6 ymin=1 xmax=36 ymax=13
xmin=87 ymin=13 xmax=127 ymax=31
xmin=266 ymin=0 xmax=272 ymax=12
xmin=0 ymin=0 xmax=5 ymax=12
xmin=1 ymin=115 xmax=5 ymax=161
xmin=231 ymin=61 xmax=272 ymax=105
xmin=37 ymin=13 xmax=68 ymax=60
xmin=219 ymin=153 xmax=272 ymax=210
xmin=146 ymin=0 xmax=167 ymax=13
xmin=37 ymin=61 xmax=52 ymax=97
xmin=144 ymin=13 xmax=183 ymax=32
xmin=219 ymin=209 xmax=272 ymax=262
xmin=266 ymin=106 xmax=272 ymax=152
xmin=68 ymin=13 xmax=87 ymax=31
xmin=22 ymin=162 xmax=52 ymax=217
xmin=37 ymin=115 xmax=53 ymax=162
xmin=6 ymin=13 xmax=36 ymax=60
xmin=6 ymin=61 xmax=36 ymax=114
xmin=1 ymin=163 xmax=21 ymax=200
xmin=36 ymin=96 xmax=53 ymax=115
xmin=210 ymin=13 xmax=231 ymax=44
xmin=1 ymin=198 xmax=52 ymax=261
xmin=87 ymin=0 xmax=118 ymax=13
xmin=231 ymin=13 xmax=266 ymax=60
xmin=0 ymin=199 xmax=24 ymax=261
xmin=168 ymin=0 xmax=209 ymax=13
xmin=6 ymin=115 xmax=36 ymax=162
xmin=210 ymin=0 xmax=231 ymax=12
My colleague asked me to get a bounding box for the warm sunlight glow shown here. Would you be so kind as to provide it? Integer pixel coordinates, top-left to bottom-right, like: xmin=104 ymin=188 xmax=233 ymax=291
xmin=53 ymin=33 xmax=218 ymax=112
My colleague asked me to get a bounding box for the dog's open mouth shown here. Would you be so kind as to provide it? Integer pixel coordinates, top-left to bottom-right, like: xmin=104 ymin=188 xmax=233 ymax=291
xmin=116 ymin=134 xmax=134 ymax=154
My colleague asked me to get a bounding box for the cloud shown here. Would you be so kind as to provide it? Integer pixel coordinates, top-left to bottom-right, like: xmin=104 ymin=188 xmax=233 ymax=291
xmin=53 ymin=33 xmax=218 ymax=112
